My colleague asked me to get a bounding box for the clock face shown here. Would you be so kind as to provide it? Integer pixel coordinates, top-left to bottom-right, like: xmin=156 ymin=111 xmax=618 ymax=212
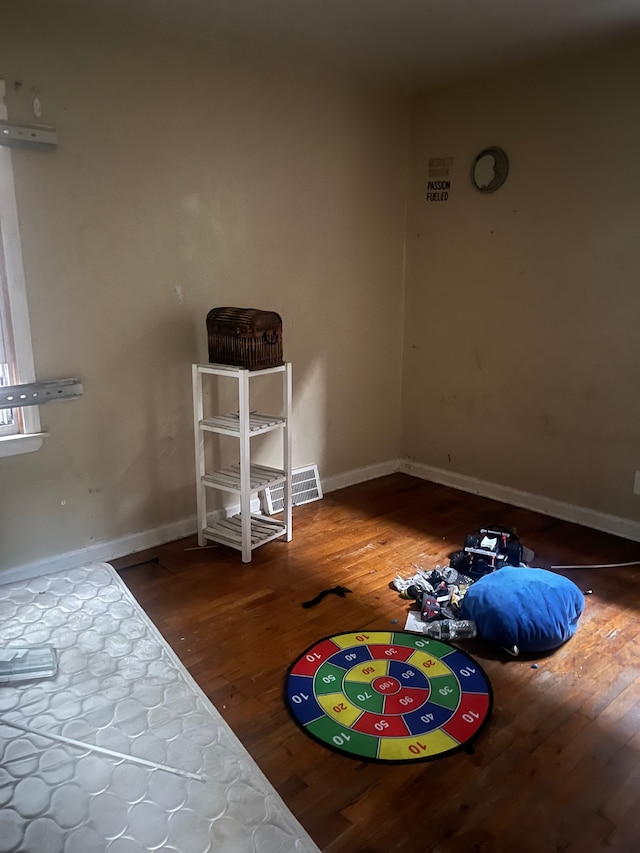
xmin=471 ymin=147 xmax=509 ymax=193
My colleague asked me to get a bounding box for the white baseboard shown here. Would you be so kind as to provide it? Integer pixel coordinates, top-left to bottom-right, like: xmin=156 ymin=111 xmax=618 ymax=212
xmin=1 ymin=461 xmax=400 ymax=584
xmin=5 ymin=456 xmax=637 ymax=585
xmin=401 ymin=459 xmax=640 ymax=543
xmin=322 ymin=459 xmax=400 ymax=494
xmin=0 ymin=499 xmax=261 ymax=586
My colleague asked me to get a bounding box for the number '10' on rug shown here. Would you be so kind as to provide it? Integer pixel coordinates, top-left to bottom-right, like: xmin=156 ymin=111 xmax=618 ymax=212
xmin=284 ymin=631 xmax=492 ymax=763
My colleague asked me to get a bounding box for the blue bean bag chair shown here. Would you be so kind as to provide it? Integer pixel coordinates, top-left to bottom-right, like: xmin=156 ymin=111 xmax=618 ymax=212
xmin=460 ymin=566 xmax=585 ymax=654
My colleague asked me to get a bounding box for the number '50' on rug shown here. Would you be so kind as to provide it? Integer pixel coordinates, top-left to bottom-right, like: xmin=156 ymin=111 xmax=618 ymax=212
xmin=284 ymin=631 xmax=492 ymax=763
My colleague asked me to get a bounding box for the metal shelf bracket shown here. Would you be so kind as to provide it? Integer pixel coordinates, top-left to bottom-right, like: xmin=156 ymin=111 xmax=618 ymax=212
xmin=0 ymin=378 xmax=83 ymax=409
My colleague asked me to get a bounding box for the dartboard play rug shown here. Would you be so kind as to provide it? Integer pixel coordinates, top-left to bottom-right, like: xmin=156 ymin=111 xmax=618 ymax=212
xmin=285 ymin=631 xmax=492 ymax=763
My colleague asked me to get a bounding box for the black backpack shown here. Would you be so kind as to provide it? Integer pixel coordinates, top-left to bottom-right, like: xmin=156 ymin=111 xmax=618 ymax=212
xmin=449 ymin=526 xmax=523 ymax=581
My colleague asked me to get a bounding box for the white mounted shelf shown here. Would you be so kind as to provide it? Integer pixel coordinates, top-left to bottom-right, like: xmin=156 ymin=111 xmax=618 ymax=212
xmin=201 ymin=463 xmax=286 ymax=494
xmin=199 ymin=413 xmax=286 ymax=437
xmin=203 ymin=514 xmax=287 ymax=549
xmin=192 ymin=362 xmax=292 ymax=562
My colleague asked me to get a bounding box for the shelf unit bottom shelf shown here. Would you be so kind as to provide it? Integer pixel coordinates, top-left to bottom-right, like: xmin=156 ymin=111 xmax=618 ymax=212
xmin=203 ymin=513 xmax=288 ymax=552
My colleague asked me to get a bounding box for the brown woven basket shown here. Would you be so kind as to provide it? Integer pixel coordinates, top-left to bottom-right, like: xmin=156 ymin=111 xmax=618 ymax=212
xmin=206 ymin=307 xmax=283 ymax=370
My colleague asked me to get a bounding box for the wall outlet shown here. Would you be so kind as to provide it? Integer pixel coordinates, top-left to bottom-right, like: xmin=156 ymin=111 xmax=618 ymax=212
xmin=634 ymin=471 xmax=640 ymax=495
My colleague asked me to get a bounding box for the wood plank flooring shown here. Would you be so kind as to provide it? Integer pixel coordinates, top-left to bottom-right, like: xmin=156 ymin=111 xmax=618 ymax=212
xmin=112 ymin=474 xmax=640 ymax=852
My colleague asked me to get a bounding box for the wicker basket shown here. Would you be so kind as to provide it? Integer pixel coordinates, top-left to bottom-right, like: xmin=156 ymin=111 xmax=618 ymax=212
xmin=206 ymin=307 xmax=283 ymax=370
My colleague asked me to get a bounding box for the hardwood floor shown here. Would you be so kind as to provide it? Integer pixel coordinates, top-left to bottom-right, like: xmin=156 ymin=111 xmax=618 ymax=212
xmin=112 ymin=474 xmax=640 ymax=852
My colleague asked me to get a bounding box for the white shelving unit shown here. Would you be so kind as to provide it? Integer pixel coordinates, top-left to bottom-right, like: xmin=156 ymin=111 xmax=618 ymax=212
xmin=192 ymin=362 xmax=292 ymax=563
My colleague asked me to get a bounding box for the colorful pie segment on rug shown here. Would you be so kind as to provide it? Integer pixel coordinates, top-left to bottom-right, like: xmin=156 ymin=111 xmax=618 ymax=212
xmin=285 ymin=631 xmax=492 ymax=762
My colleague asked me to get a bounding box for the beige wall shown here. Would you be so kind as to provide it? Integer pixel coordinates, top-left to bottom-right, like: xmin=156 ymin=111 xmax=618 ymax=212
xmin=3 ymin=4 xmax=639 ymax=575
xmin=0 ymin=2 xmax=407 ymax=572
xmin=402 ymin=36 xmax=640 ymax=521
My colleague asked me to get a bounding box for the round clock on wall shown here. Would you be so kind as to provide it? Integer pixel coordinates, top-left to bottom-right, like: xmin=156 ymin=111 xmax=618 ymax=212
xmin=471 ymin=147 xmax=509 ymax=193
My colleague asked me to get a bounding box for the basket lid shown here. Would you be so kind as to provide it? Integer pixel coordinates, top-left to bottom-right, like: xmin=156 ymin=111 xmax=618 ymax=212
xmin=206 ymin=307 xmax=281 ymax=333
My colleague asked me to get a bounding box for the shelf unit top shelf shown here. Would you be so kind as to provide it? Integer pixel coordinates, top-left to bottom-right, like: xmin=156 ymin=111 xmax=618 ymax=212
xmin=195 ymin=362 xmax=288 ymax=378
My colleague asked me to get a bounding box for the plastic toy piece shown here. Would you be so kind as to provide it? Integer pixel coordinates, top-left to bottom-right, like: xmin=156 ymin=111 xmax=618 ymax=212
xmin=0 ymin=646 xmax=58 ymax=682
xmin=302 ymin=586 xmax=352 ymax=609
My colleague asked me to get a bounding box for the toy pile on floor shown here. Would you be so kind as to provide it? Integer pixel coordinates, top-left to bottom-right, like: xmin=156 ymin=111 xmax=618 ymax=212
xmin=389 ymin=525 xmax=586 ymax=655
xmin=392 ymin=565 xmax=474 ymax=622
xmin=391 ymin=526 xmax=528 ymax=623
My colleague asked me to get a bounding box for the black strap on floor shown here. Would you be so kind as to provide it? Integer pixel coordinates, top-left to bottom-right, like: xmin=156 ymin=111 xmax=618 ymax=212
xmin=302 ymin=585 xmax=352 ymax=609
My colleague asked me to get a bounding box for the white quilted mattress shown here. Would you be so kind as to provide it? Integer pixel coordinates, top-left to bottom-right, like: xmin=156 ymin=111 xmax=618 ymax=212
xmin=0 ymin=563 xmax=320 ymax=853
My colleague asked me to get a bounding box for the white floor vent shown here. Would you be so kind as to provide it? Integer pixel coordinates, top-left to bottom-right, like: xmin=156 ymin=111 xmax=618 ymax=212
xmin=261 ymin=465 xmax=323 ymax=515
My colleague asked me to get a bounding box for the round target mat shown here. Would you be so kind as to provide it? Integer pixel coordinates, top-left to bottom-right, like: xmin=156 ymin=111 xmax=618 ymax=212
xmin=285 ymin=631 xmax=492 ymax=762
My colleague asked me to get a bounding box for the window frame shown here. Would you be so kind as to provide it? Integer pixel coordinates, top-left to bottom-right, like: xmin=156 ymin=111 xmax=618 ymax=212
xmin=0 ymin=78 xmax=45 ymax=457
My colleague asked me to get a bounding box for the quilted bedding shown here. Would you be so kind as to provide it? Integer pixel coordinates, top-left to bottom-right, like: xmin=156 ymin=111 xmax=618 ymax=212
xmin=0 ymin=563 xmax=320 ymax=853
